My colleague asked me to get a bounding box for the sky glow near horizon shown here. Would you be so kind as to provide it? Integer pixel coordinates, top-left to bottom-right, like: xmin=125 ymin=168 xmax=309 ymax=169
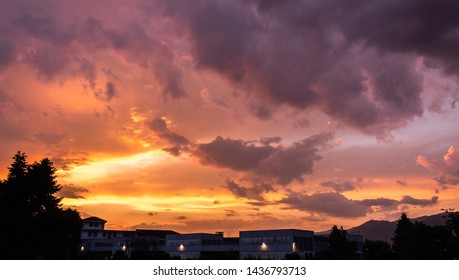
xmin=1 ymin=0 xmax=459 ymax=236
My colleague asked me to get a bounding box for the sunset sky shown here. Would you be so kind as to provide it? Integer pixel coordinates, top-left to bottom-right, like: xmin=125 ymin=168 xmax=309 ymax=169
xmin=1 ymin=0 xmax=459 ymax=236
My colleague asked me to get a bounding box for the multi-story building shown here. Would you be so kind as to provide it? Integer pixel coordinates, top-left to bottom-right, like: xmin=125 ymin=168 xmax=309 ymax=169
xmin=80 ymin=216 xmax=178 ymax=258
xmin=162 ymin=232 xmax=239 ymax=259
xmin=239 ymin=229 xmax=315 ymax=259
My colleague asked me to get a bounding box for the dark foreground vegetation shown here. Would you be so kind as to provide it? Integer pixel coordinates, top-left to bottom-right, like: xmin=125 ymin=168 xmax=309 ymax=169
xmin=0 ymin=152 xmax=82 ymax=259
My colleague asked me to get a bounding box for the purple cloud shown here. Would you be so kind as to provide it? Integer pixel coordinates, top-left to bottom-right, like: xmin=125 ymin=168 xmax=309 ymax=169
xmin=194 ymin=132 xmax=333 ymax=185
xmin=280 ymin=192 xmax=439 ymax=217
xmin=146 ymin=118 xmax=190 ymax=156
xmin=148 ymin=0 xmax=459 ymax=137
xmin=320 ymin=180 xmax=358 ymax=193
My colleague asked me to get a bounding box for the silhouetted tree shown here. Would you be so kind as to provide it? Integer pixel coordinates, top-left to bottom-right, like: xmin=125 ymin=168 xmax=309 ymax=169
xmin=363 ymin=240 xmax=394 ymax=260
xmin=443 ymin=209 xmax=459 ymax=258
xmin=392 ymin=212 xmax=453 ymax=259
xmin=392 ymin=212 xmax=413 ymax=259
xmin=325 ymin=225 xmax=358 ymax=259
xmin=0 ymin=151 xmax=82 ymax=259
xmin=444 ymin=209 xmax=459 ymax=237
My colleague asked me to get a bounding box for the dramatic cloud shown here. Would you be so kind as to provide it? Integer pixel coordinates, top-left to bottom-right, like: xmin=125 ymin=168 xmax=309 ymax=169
xmin=320 ymin=180 xmax=358 ymax=193
xmin=358 ymin=196 xmax=438 ymax=210
xmin=417 ymin=145 xmax=459 ymax=187
xmin=223 ymin=178 xmax=275 ymax=202
xmin=194 ymin=137 xmax=274 ymax=171
xmin=0 ymin=2 xmax=186 ymax=99
xmin=279 ymin=192 xmax=372 ymax=218
xmin=195 ymin=132 xmax=333 ymax=185
xmin=146 ymin=118 xmax=190 ymax=156
xmin=280 ymin=192 xmax=439 ymax=218
xmin=146 ymin=0 xmax=459 ymax=136
xmin=399 ymin=195 xmax=438 ymax=206
xmin=359 ymin=198 xmax=399 ymax=208
xmin=58 ymin=184 xmax=89 ymax=199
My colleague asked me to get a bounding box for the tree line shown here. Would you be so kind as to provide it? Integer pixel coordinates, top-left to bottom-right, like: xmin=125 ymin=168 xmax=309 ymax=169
xmin=321 ymin=211 xmax=459 ymax=260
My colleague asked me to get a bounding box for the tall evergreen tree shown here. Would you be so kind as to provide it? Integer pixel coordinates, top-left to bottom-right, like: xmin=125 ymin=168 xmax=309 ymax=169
xmin=325 ymin=225 xmax=358 ymax=259
xmin=392 ymin=212 xmax=413 ymax=259
xmin=0 ymin=151 xmax=82 ymax=259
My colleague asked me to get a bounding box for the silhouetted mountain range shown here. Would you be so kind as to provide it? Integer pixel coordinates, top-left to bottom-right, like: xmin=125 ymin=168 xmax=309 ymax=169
xmin=347 ymin=212 xmax=448 ymax=243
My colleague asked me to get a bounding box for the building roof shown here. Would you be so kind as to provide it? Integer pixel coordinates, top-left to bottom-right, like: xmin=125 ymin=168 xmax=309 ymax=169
xmin=135 ymin=229 xmax=180 ymax=238
xmin=82 ymin=216 xmax=107 ymax=223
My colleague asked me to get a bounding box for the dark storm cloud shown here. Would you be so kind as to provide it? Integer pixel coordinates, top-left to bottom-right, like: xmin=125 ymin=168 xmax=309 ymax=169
xmin=320 ymin=180 xmax=357 ymax=193
xmin=58 ymin=184 xmax=89 ymax=199
xmin=149 ymin=0 xmax=459 ymax=137
xmin=195 ymin=132 xmax=333 ymax=185
xmin=338 ymin=0 xmax=459 ymax=74
xmin=146 ymin=118 xmax=190 ymax=156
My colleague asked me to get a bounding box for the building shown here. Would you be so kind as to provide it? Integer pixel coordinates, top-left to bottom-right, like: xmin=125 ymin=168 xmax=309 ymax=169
xmin=79 ymin=217 xmax=363 ymax=259
xmin=162 ymin=232 xmax=239 ymax=259
xmin=80 ymin=217 xmax=134 ymax=258
xmin=80 ymin=216 xmax=178 ymax=259
xmin=239 ymin=229 xmax=315 ymax=259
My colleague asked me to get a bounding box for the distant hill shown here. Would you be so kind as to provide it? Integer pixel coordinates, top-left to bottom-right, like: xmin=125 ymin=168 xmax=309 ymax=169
xmin=347 ymin=220 xmax=396 ymax=243
xmin=346 ymin=212 xmax=448 ymax=243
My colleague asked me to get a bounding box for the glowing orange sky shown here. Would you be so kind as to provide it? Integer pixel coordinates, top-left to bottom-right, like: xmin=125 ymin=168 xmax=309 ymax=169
xmin=1 ymin=0 xmax=459 ymax=235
